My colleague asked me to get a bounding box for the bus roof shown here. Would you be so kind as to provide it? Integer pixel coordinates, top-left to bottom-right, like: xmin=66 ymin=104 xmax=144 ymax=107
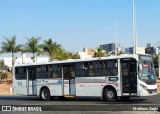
xmin=13 ymin=54 xmax=149 ymax=67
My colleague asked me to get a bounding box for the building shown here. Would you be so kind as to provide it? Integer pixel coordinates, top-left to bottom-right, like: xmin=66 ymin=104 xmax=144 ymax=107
xmin=125 ymin=47 xmax=145 ymax=54
xmin=0 ymin=52 xmax=49 ymax=68
xmin=117 ymin=43 xmax=124 ymax=53
xmin=78 ymin=52 xmax=93 ymax=59
xmin=78 ymin=48 xmax=94 ymax=59
xmin=154 ymin=48 xmax=160 ymax=55
xmin=145 ymin=47 xmax=154 ymax=55
xmin=125 ymin=47 xmax=133 ymax=54
xmin=146 ymin=42 xmax=152 ymax=48
xmin=83 ymin=48 xmax=94 ymax=56
xmin=100 ymin=43 xmax=115 ymax=53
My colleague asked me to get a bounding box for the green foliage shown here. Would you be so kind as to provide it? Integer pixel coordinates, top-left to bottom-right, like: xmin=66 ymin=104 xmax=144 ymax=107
xmin=70 ymin=52 xmax=80 ymax=59
xmin=94 ymin=47 xmax=105 ymax=57
xmin=0 ymin=72 xmax=7 ymax=81
xmin=118 ymin=51 xmax=125 ymax=55
xmin=152 ymin=55 xmax=158 ymax=68
xmin=25 ymin=37 xmax=41 ymax=53
xmin=40 ymin=39 xmax=80 ymax=60
xmin=1 ymin=36 xmax=80 ymax=62
xmin=50 ymin=49 xmax=80 ymax=60
xmin=59 ymin=51 xmax=80 ymax=60
xmin=0 ymin=36 xmax=22 ymax=67
xmin=155 ymin=68 xmax=159 ymax=78
xmin=0 ymin=59 xmax=9 ymax=73
xmin=1 ymin=36 xmax=22 ymax=53
xmin=25 ymin=37 xmax=41 ymax=62
xmin=40 ymin=38 xmax=62 ymax=60
xmin=0 ymin=59 xmax=5 ymax=69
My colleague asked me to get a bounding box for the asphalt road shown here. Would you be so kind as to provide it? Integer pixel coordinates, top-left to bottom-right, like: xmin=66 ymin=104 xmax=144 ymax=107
xmin=0 ymin=94 xmax=160 ymax=114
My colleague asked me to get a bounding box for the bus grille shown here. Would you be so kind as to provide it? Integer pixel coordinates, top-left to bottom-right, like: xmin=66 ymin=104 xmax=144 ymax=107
xmin=147 ymin=89 xmax=157 ymax=94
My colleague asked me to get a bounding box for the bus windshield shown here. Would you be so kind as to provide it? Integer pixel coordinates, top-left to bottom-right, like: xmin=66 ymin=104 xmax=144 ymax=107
xmin=139 ymin=55 xmax=156 ymax=82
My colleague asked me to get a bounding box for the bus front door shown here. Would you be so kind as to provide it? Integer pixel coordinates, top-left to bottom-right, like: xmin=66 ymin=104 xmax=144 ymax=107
xmin=63 ymin=64 xmax=76 ymax=96
xmin=27 ymin=67 xmax=37 ymax=95
xmin=121 ymin=59 xmax=137 ymax=96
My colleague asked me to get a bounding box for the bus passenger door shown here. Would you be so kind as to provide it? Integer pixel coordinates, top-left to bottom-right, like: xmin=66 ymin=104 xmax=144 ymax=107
xmin=63 ymin=64 xmax=76 ymax=96
xmin=27 ymin=67 xmax=37 ymax=95
xmin=121 ymin=59 xmax=137 ymax=96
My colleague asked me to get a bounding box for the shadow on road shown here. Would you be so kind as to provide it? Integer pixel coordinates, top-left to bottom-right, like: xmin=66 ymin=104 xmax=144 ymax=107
xmin=0 ymin=96 xmax=150 ymax=104
xmin=0 ymin=96 xmax=40 ymax=101
xmin=53 ymin=97 xmax=149 ymax=104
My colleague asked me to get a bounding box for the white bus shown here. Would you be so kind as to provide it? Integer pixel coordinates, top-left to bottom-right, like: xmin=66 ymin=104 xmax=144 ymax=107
xmin=13 ymin=54 xmax=157 ymax=101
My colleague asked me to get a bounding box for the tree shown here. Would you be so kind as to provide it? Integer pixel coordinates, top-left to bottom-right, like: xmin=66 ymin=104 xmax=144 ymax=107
xmin=25 ymin=37 xmax=41 ymax=63
xmin=118 ymin=51 xmax=125 ymax=55
xmin=0 ymin=59 xmax=5 ymax=69
xmin=93 ymin=47 xmax=105 ymax=57
xmin=70 ymin=52 xmax=80 ymax=59
xmin=153 ymin=55 xmax=158 ymax=68
xmin=40 ymin=39 xmax=62 ymax=60
xmin=54 ymin=48 xmax=67 ymax=60
xmin=40 ymin=38 xmax=80 ymax=60
xmin=0 ymin=59 xmax=8 ymax=72
xmin=1 ymin=36 xmax=22 ymax=70
xmin=0 ymin=72 xmax=7 ymax=81
xmin=54 ymin=49 xmax=80 ymax=60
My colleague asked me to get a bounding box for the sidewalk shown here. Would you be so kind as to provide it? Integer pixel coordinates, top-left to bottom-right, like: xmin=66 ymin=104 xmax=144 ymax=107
xmin=157 ymin=79 xmax=160 ymax=93
xmin=0 ymin=82 xmax=14 ymax=96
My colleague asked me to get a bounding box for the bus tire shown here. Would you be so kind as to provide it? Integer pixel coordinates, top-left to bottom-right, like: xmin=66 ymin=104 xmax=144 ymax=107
xmin=120 ymin=96 xmax=130 ymax=101
xmin=40 ymin=88 xmax=50 ymax=101
xmin=103 ymin=87 xmax=117 ymax=102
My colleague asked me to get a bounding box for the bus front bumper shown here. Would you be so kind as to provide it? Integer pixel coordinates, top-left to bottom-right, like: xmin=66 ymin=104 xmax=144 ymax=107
xmin=139 ymin=87 xmax=157 ymax=96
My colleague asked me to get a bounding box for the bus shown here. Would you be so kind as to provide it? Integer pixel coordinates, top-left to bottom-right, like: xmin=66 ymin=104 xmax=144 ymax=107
xmin=13 ymin=54 xmax=157 ymax=101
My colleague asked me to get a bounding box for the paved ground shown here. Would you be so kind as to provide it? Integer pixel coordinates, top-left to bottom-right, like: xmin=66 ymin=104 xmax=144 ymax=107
xmin=0 ymin=94 xmax=160 ymax=114
xmin=0 ymin=94 xmax=160 ymax=105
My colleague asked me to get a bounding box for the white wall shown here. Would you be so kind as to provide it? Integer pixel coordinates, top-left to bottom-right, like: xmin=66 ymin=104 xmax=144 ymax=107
xmin=0 ymin=55 xmax=49 ymax=68
xmin=78 ymin=52 xmax=92 ymax=59
xmin=136 ymin=47 xmax=145 ymax=54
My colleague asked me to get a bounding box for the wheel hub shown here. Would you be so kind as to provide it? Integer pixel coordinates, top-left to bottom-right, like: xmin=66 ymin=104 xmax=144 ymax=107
xmin=107 ymin=91 xmax=114 ymax=98
xmin=42 ymin=91 xmax=48 ymax=99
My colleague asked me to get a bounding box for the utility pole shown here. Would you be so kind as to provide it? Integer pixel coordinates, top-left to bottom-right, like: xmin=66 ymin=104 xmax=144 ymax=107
xmin=158 ymin=41 xmax=160 ymax=79
xmin=158 ymin=54 xmax=160 ymax=79
xmin=115 ymin=17 xmax=117 ymax=56
xmin=132 ymin=0 xmax=136 ymax=54
xmin=135 ymin=3 xmax=137 ymax=53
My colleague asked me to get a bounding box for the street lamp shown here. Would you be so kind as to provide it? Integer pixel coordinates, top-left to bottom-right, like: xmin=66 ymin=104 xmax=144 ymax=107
xmin=158 ymin=48 xmax=160 ymax=79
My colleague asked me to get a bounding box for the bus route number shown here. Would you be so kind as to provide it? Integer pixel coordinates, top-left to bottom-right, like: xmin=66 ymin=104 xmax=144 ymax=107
xmin=17 ymin=81 xmax=22 ymax=86
xmin=108 ymin=77 xmax=118 ymax=81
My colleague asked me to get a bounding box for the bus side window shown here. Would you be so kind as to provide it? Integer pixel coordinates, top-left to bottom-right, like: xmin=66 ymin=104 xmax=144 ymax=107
xmin=91 ymin=61 xmax=104 ymax=76
xmin=15 ymin=67 xmax=26 ymax=80
xmin=122 ymin=63 xmax=129 ymax=76
xmin=37 ymin=65 xmax=49 ymax=79
xmin=83 ymin=62 xmax=89 ymax=77
xmin=104 ymin=59 xmax=118 ymax=76
xmin=76 ymin=62 xmax=90 ymax=77
xmin=37 ymin=66 xmax=41 ymax=78
xmin=76 ymin=63 xmax=82 ymax=77
xmin=51 ymin=64 xmax=61 ymax=78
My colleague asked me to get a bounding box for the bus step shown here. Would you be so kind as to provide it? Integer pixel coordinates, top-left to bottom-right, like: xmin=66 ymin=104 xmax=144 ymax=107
xmin=64 ymin=95 xmax=75 ymax=98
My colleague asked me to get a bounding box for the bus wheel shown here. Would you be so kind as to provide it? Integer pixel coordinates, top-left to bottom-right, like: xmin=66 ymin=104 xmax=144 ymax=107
xmin=40 ymin=88 xmax=50 ymax=101
xmin=120 ymin=96 xmax=130 ymax=101
xmin=103 ymin=87 xmax=117 ymax=102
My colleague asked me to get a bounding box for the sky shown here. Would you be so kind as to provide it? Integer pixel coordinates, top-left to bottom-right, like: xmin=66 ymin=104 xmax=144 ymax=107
xmin=0 ymin=0 xmax=160 ymax=53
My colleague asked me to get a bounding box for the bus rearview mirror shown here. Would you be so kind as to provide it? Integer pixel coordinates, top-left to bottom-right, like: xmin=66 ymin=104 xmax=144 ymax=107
xmin=139 ymin=64 xmax=142 ymax=70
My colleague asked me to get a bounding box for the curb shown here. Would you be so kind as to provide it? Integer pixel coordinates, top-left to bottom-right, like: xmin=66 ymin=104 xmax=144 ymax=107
xmin=0 ymin=94 xmax=16 ymax=96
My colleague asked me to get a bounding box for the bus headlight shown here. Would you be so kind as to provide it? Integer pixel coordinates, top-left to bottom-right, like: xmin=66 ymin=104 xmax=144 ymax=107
xmin=140 ymin=84 xmax=147 ymax=90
